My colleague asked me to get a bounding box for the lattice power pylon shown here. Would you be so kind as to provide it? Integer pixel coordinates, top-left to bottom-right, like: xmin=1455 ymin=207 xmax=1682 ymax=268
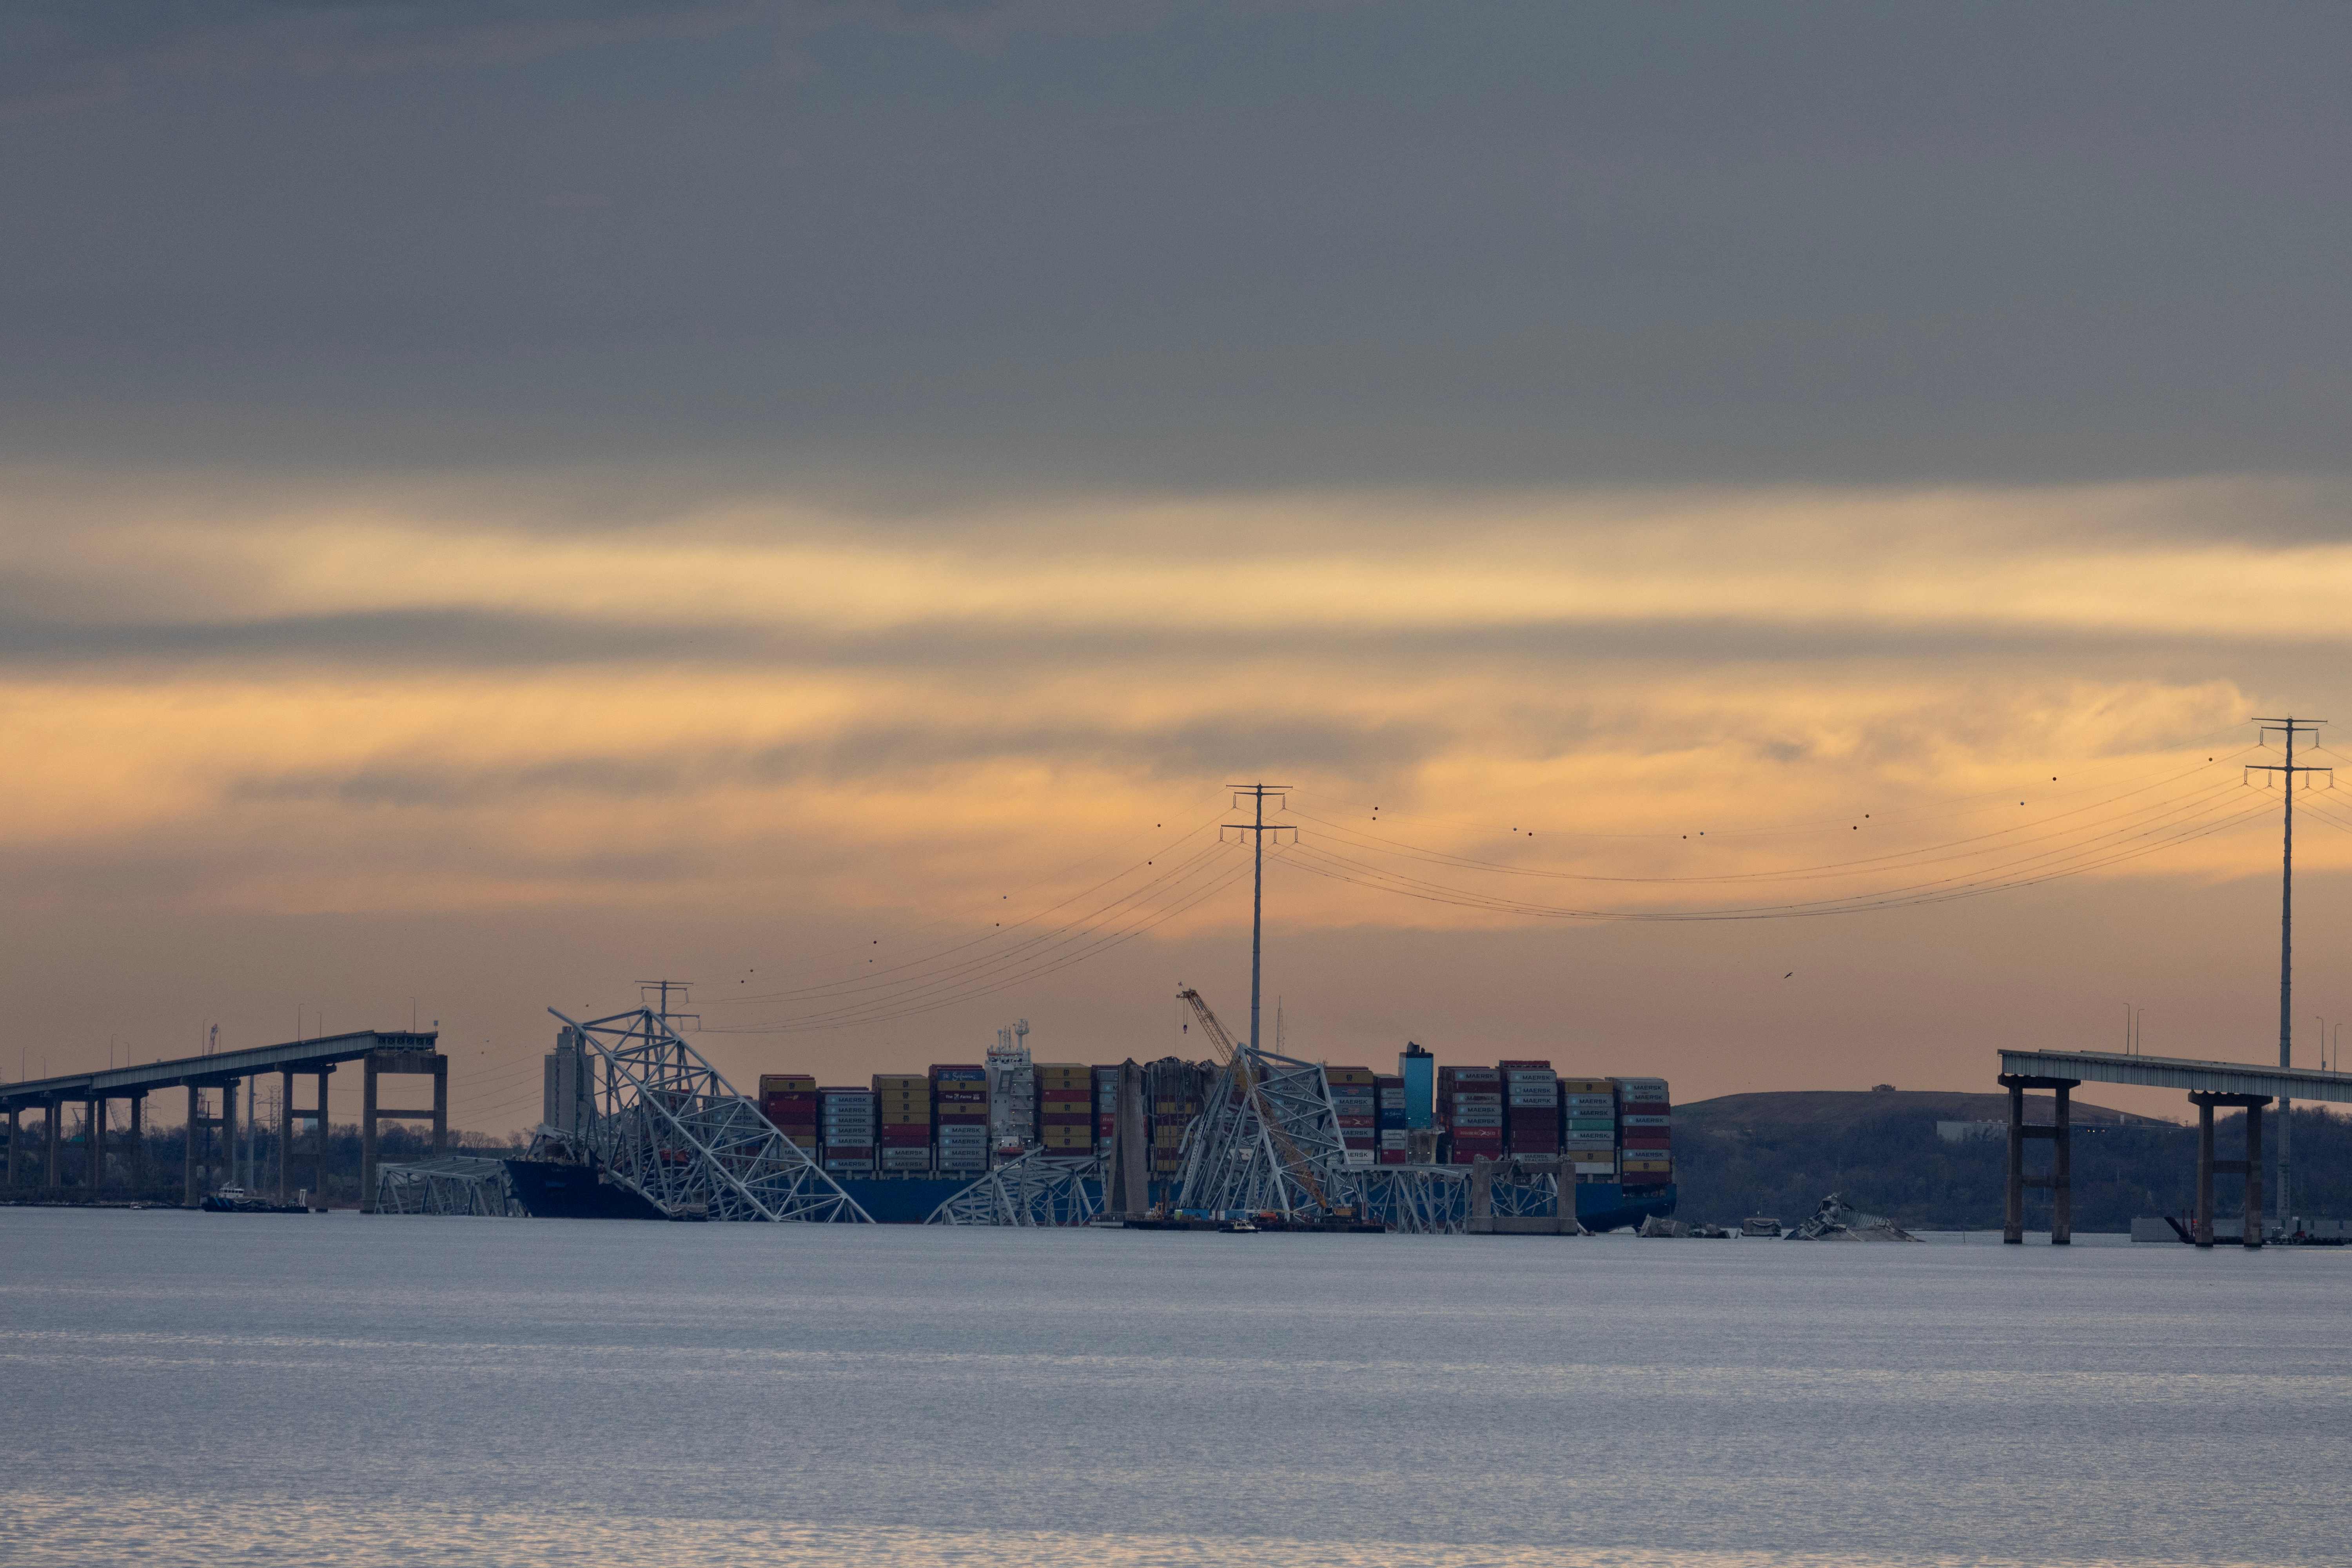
xmin=1172 ymin=987 xmax=1365 ymax=1220
xmin=546 ymin=1006 xmax=871 ymax=1223
xmin=927 ymin=1147 xmax=1103 ymax=1227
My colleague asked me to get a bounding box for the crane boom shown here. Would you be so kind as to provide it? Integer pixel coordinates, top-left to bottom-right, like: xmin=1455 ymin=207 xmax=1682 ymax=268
xmin=1177 ymin=987 xmax=1238 ymax=1061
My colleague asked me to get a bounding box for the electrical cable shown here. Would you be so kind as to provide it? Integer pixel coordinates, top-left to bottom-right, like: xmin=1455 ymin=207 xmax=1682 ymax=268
xmin=1285 ymin=751 xmax=2254 ymax=887
xmin=703 ymin=839 xmax=1242 ymax=1025
xmin=709 ymin=851 xmax=1261 ymax=1033
xmin=1286 ymin=778 xmax=2250 ymax=916
xmin=1278 ymin=789 xmax=2270 ymax=923
xmin=707 ymin=803 xmax=1234 ymax=1005
xmin=1283 ymin=720 xmax=2258 ymax=842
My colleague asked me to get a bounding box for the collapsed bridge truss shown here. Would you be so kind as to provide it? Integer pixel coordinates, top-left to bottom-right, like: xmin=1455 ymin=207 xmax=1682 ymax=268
xmin=545 ymin=1006 xmax=872 ymax=1223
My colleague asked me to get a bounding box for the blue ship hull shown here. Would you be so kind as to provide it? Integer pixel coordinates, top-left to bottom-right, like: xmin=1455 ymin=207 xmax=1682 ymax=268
xmin=1577 ymin=1181 xmax=1677 ymax=1232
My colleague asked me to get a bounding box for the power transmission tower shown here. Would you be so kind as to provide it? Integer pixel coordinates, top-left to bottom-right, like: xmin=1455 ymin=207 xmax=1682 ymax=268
xmin=637 ymin=979 xmax=700 ymax=1032
xmin=1222 ymin=784 xmax=1296 ymax=1052
xmin=2247 ymin=717 xmax=2329 ymax=1229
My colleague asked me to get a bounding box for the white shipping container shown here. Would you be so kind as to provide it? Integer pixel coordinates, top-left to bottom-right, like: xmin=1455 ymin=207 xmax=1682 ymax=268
xmin=1508 ymin=1090 xmax=1557 ymax=1107
xmin=1453 ymin=1092 xmax=1503 ymax=1107
xmin=1622 ymin=1114 xmax=1671 ymax=1127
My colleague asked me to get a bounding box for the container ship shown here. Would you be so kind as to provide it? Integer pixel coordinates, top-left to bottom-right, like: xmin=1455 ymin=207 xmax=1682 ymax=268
xmin=509 ymin=1031 xmax=1675 ymax=1227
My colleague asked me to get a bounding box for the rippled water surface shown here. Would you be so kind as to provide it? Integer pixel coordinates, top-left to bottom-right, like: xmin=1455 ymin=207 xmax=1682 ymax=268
xmin=2 ymin=1209 xmax=2345 ymax=1566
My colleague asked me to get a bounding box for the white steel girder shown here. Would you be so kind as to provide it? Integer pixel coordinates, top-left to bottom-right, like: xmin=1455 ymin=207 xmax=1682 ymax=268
xmin=376 ymin=1156 xmax=520 ymax=1217
xmin=926 ymin=1148 xmax=1103 ymax=1226
xmin=1174 ymin=1048 xmax=1365 ymax=1220
xmin=547 ymin=1006 xmax=871 ymax=1223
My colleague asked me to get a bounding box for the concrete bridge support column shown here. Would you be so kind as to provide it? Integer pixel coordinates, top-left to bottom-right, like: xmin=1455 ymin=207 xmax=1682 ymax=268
xmin=432 ymin=1056 xmax=448 ymax=1156
xmin=360 ymin=1056 xmax=378 ymax=1213
xmin=2244 ymin=1103 xmax=2265 ymax=1250
xmin=220 ymin=1079 xmax=238 ymax=1193
xmin=2189 ymin=1091 xmax=2270 ymax=1249
xmin=184 ymin=1085 xmax=202 ymax=1207
xmin=91 ymin=1096 xmax=106 ymax=1192
xmin=130 ymin=1093 xmax=145 ymax=1193
xmin=2000 ymin=1073 xmax=2078 ymax=1243
xmin=5 ymin=1105 xmax=18 ymax=1189
xmin=277 ymin=1069 xmax=294 ymax=1205
xmin=314 ymin=1069 xmax=332 ymax=1207
xmin=45 ymin=1101 xmax=61 ymax=1190
xmin=2051 ymin=1083 xmax=2073 ymax=1246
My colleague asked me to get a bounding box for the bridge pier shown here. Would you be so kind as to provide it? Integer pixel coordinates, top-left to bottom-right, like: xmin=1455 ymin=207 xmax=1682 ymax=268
xmin=91 ymin=1096 xmax=106 ymax=1191
xmin=2000 ymin=1073 xmax=2078 ymax=1243
xmin=277 ymin=1069 xmax=293 ymax=1205
xmin=2189 ymin=1091 xmax=2268 ymax=1249
xmin=183 ymin=1085 xmax=201 ymax=1207
xmin=313 ymin=1069 xmax=332 ymax=1206
xmin=45 ymin=1099 xmax=62 ymax=1190
xmin=5 ymin=1104 xmax=18 ymax=1188
xmin=360 ymin=1048 xmax=446 ymax=1213
xmin=129 ymin=1092 xmax=145 ymax=1192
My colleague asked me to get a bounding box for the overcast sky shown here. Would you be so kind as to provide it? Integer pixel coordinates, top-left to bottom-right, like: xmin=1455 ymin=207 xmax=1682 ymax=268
xmin=7 ymin=2 xmax=2352 ymax=1128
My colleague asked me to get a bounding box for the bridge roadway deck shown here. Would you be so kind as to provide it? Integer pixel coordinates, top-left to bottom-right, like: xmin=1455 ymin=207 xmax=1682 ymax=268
xmin=1997 ymin=1047 xmax=2352 ymax=1105
xmin=0 ymin=1030 xmax=436 ymax=1111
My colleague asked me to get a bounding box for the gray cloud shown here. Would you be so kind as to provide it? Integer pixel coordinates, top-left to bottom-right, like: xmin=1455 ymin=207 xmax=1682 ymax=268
xmin=1 ymin=599 xmax=2346 ymax=680
xmin=231 ymin=711 xmax=1446 ymax=808
xmin=4 ymin=4 xmax=2349 ymax=491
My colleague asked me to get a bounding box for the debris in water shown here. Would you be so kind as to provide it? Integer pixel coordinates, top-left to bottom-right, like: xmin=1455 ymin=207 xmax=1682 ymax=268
xmin=1784 ymin=1192 xmax=1920 ymax=1242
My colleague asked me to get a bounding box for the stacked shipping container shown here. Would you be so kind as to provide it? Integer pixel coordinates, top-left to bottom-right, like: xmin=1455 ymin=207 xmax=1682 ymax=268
xmin=1499 ymin=1060 xmax=1559 ymax=1156
xmin=1615 ymin=1076 xmax=1671 ymax=1186
xmin=1035 ymin=1062 xmax=1093 ymax=1154
xmin=1559 ymin=1078 xmax=1616 ymax=1179
xmin=875 ymin=1073 xmax=933 ymax=1173
xmin=932 ymin=1064 xmax=989 ymax=1176
xmin=1146 ymin=1057 xmax=1206 ymax=1182
xmin=757 ymin=1074 xmax=818 ymax=1153
xmin=818 ymin=1086 xmax=877 ymax=1174
xmin=1327 ymin=1067 xmax=1377 ymax=1166
xmin=1439 ymin=1065 xmax=1504 ymax=1165
xmin=1374 ymin=1073 xmax=1408 ymax=1164
xmin=1093 ymin=1064 xmax=1121 ymax=1147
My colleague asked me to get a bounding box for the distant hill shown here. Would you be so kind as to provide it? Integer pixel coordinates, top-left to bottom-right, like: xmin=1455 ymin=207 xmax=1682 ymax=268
xmin=1668 ymin=1089 xmax=2348 ymax=1232
xmin=1680 ymin=1088 xmax=2173 ymax=1133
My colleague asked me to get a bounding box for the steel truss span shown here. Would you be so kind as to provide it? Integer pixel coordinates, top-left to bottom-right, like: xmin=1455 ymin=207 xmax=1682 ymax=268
xmin=547 ymin=1006 xmax=872 ymax=1223
xmin=1175 ymin=1045 xmax=1367 ymax=1220
xmin=376 ymin=1156 xmax=521 ymax=1217
xmin=927 ymin=1148 xmax=1103 ymax=1226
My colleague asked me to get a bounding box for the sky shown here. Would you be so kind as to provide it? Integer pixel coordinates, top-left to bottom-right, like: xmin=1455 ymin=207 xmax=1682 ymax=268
xmin=7 ymin=2 xmax=2352 ymax=1132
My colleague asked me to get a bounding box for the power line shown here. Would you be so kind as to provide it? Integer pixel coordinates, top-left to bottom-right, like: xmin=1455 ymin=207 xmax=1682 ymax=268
xmin=1278 ymin=789 xmax=2270 ymax=924
xmin=1285 ymin=750 xmax=2254 ymax=887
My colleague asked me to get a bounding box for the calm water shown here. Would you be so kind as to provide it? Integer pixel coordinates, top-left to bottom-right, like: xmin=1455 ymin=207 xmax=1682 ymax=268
xmin=2 ymin=1210 xmax=2345 ymax=1568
